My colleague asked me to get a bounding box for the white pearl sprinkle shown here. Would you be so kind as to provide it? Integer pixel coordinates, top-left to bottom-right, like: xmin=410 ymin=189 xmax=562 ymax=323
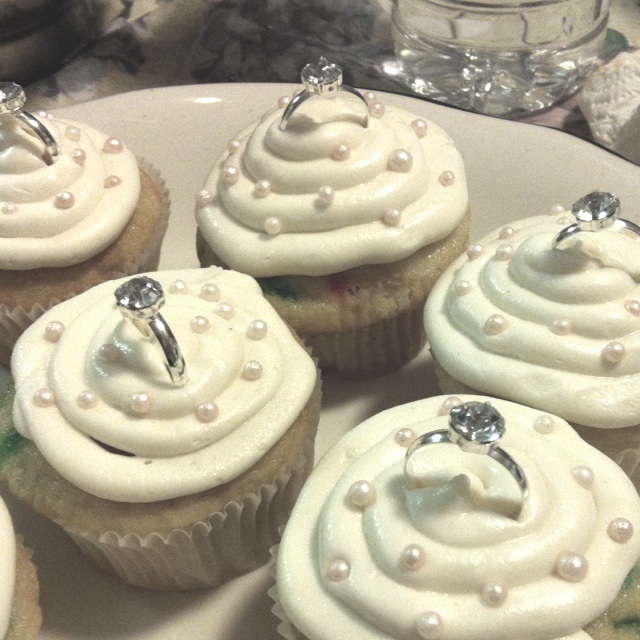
xmin=498 ymin=226 xmax=514 ymax=240
xmin=439 ymin=170 xmax=455 ymax=186
xmin=77 ymin=390 xmax=98 ymax=409
xmin=608 ymin=518 xmax=634 ymax=543
xmin=33 ymin=388 xmax=55 ymax=408
xmin=64 ymin=126 xmax=81 ymax=141
xmin=495 ymin=244 xmax=513 ymax=260
xmin=242 ymin=360 xmax=263 ymax=380
xmin=247 ymin=319 xmax=268 ymax=340
xmin=327 ymin=558 xmax=350 ymax=582
xmin=482 ymin=582 xmax=508 ymax=607
xmin=454 ymin=280 xmax=471 ymax=296
xmin=104 ymin=175 xmax=121 ymax=188
xmin=36 ymin=110 xmax=52 ymax=120
xmin=363 ymin=91 xmax=376 ymax=104
xmin=484 ymin=314 xmax=508 ymax=335
xmin=190 ymin=315 xmax=210 ymax=333
xmin=200 ymin=283 xmax=221 ymax=302
xmin=416 ymin=611 xmax=444 ymax=639
xmin=103 ymin=137 xmax=123 ymax=154
xmin=549 ymin=204 xmax=565 ymax=216
xmin=332 ymin=144 xmax=350 ymax=161
xmin=400 ymin=544 xmax=426 ymax=571
xmin=195 ymin=189 xmax=214 ymax=208
xmin=388 ymin=149 xmax=413 ymax=173
xmin=395 ymin=428 xmax=416 ymax=447
xmin=440 ymin=396 xmax=463 ymax=415
xmin=556 ymin=216 xmax=572 ymax=226
xmin=1 ymin=204 xmax=16 ymax=215
xmin=625 ymin=299 xmax=640 ymax=316
xmin=227 ymin=139 xmax=241 ymax=153
xmin=347 ymin=480 xmax=377 ymax=509
xmin=54 ymin=191 xmax=75 ymax=209
xmin=221 ymin=165 xmax=240 ymax=185
xmin=278 ymin=95 xmax=291 ymax=109
xmin=555 ymin=552 xmax=588 ymax=582
xmin=572 ymin=466 xmax=595 ymax=489
xmin=254 ymin=180 xmax=272 ymax=197
xmin=130 ymin=392 xmax=154 ymax=414
xmin=215 ymin=302 xmax=234 ymax=319
xmin=71 ymin=148 xmax=86 ymax=165
xmin=551 ymin=319 xmax=572 ymax=335
xmin=466 ymin=244 xmax=482 ymax=260
xmin=169 ymin=279 xmax=188 ymax=294
xmin=318 ymin=186 xmax=335 ymax=205
xmin=44 ymin=320 xmax=65 ymax=342
xmin=264 ymin=216 xmax=283 ymax=235
xmin=602 ymin=341 xmax=626 ymax=363
xmin=368 ymin=101 xmax=385 ymax=118
xmin=196 ymin=401 xmax=218 ymax=423
xmin=98 ymin=343 xmax=123 ymax=364
xmin=411 ymin=118 xmax=428 ymax=138
xmin=382 ymin=208 xmax=401 ymax=226
xmin=533 ymin=414 xmax=555 ymax=434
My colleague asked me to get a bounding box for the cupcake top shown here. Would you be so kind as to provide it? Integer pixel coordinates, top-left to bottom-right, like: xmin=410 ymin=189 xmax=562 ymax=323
xmin=196 ymin=61 xmax=467 ymax=277
xmin=0 ymin=94 xmax=141 ymax=270
xmin=424 ymin=195 xmax=640 ymax=429
xmin=11 ymin=267 xmax=318 ymax=503
xmin=276 ymin=395 xmax=640 ymax=640
xmin=0 ymin=497 xmax=15 ymax=639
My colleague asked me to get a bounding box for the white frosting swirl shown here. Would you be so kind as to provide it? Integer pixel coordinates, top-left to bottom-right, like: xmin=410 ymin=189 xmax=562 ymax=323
xmin=11 ymin=268 xmax=317 ymax=502
xmin=196 ymin=95 xmax=468 ymax=276
xmin=277 ymin=395 xmax=640 ymax=640
xmin=0 ymin=115 xmax=140 ymax=269
xmin=0 ymin=497 xmax=15 ymax=640
xmin=424 ymin=214 xmax=640 ymax=429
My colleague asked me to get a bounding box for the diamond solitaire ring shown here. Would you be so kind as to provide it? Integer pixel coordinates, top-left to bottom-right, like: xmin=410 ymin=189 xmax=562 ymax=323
xmin=115 ymin=276 xmax=188 ymax=387
xmin=405 ymin=401 xmax=527 ymax=495
xmin=0 ymin=82 xmax=60 ymax=164
xmin=280 ymin=57 xmax=369 ymax=131
xmin=553 ymin=191 xmax=640 ymax=249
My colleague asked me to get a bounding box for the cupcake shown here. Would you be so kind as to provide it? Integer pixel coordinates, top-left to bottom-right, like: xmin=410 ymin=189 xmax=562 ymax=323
xmin=424 ymin=191 xmax=640 ymax=490
xmin=1 ymin=497 xmax=41 ymax=640
xmin=272 ymin=395 xmax=640 ymax=640
xmin=0 ymin=81 xmax=170 ymax=364
xmin=196 ymin=58 xmax=469 ymax=379
xmin=0 ymin=267 xmax=321 ymax=591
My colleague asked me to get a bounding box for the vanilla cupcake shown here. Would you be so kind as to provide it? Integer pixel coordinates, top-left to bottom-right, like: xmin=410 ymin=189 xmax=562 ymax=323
xmin=0 ymin=82 xmax=170 ymax=364
xmin=196 ymin=59 xmax=469 ymax=378
xmin=0 ymin=267 xmax=321 ymax=591
xmin=424 ymin=191 xmax=640 ymax=491
xmin=1 ymin=497 xmax=41 ymax=640
xmin=273 ymin=395 xmax=640 ymax=640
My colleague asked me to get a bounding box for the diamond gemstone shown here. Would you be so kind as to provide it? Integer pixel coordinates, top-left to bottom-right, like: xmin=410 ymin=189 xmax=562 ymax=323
xmin=115 ymin=276 xmax=165 ymax=313
xmin=449 ymin=401 xmax=505 ymax=446
xmin=0 ymin=82 xmax=25 ymax=113
xmin=301 ymin=57 xmax=342 ymax=94
xmin=572 ymin=191 xmax=620 ymax=229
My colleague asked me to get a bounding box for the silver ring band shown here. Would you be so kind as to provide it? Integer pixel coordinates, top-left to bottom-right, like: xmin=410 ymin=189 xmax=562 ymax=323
xmin=280 ymin=57 xmax=369 ymax=131
xmin=115 ymin=276 xmax=189 ymax=387
xmin=0 ymin=82 xmax=60 ymax=164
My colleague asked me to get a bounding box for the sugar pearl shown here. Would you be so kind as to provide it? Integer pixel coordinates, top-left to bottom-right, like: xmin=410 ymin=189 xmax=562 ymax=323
xmin=533 ymin=414 xmax=554 ymax=434
xmin=103 ymin=137 xmax=123 ymax=153
xmin=190 ymin=316 xmax=210 ymax=333
xmin=200 ymin=283 xmax=221 ymax=302
xmin=215 ymin=302 xmax=234 ymax=319
xmin=482 ymin=583 xmax=508 ymax=607
xmin=572 ymin=466 xmax=595 ymax=489
xmin=104 ymin=175 xmax=121 ymax=188
xmin=332 ymin=144 xmax=350 ymax=161
xmin=556 ymin=216 xmax=572 ymax=226
xmin=347 ymin=480 xmax=377 ymax=508
xmin=44 ymin=320 xmax=65 ymax=342
xmin=363 ymin=91 xmax=376 ymax=104
xmin=195 ymin=190 xmax=213 ymax=208
xmin=400 ymin=544 xmax=426 ymax=571
xmin=608 ymin=518 xmax=634 ymax=543
xmin=264 ymin=217 xmax=282 ymax=235
xmin=99 ymin=343 xmax=123 ymax=364
xmin=169 ymin=279 xmax=188 ymax=294
xmin=54 ymin=191 xmax=75 ymax=209
xmin=196 ymin=401 xmax=218 ymax=423
xmin=221 ymin=165 xmax=240 ymax=185
xmin=247 ymin=319 xmax=268 ymax=340
xmin=498 ymin=226 xmax=514 ymax=240
xmin=411 ymin=118 xmax=428 ymax=138
xmin=439 ymin=170 xmax=455 ymax=186
xmin=602 ymin=341 xmax=626 ymax=363
xmin=382 ymin=208 xmax=401 ymax=226
xmin=484 ymin=314 xmax=508 ymax=335
xmin=65 ymin=126 xmax=81 ymax=141
xmin=388 ymin=149 xmax=413 ymax=173
xmin=440 ymin=396 xmax=462 ymax=415
xmin=278 ymin=95 xmax=291 ymax=109
xmin=551 ymin=319 xmax=572 ymax=335
xmin=555 ymin=552 xmax=588 ymax=582
xmin=466 ymin=244 xmax=483 ymax=260
xmin=227 ymin=139 xmax=241 ymax=153
xmin=242 ymin=360 xmax=263 ymax=380
xmin=33 ymin=388 xmax=55 ymax=407
xmin=77 ymin=390 xmax=98 ymax=409
xmin=130 ymin=392 xmax=154 ymax=414
xmin=369 ymin=101 xmax=385 ymax=118
xmin=395 ymin=428 xmax=416 ymax=447
xmin=318 ymin=186 xmax=335 ymax=205
xmin=625 ymin=299 xmax=640 ymax=316
xmin=71 ymin=149 xmax=86 ymax=165
xmin=254 ymin=180 xmax=272 ymax=197
xmin=327 ymin=558 xmax=350 ymax=582
xmin=495 ymin=244 xmax=513 ymax=260
xmin=454 ymin=280 xmax=471 ymax=296
xmin=416 ymin=611 xmax=444 ymax=639
xmin=549 ymin=204 xmax=565 ymax=216
xmin=1 ymin=204 xmax=16 ymax=215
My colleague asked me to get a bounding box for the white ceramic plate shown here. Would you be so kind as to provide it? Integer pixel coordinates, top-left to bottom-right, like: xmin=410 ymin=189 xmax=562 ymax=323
xmin=5 ymin=84 xmax=640 ymax=640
